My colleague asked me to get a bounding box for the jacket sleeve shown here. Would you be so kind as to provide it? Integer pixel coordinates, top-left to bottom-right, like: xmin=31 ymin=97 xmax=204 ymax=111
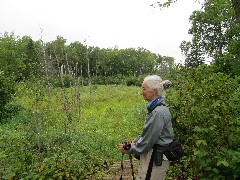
xmin=128 ymin=110 xmax=164 ymax=155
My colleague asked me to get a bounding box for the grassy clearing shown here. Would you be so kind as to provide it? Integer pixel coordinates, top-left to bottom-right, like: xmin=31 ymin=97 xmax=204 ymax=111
xmin=0 ymin=83 xmax=147 ymax=178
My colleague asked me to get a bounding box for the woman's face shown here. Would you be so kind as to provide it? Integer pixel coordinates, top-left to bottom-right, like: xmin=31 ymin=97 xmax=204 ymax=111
xmin=141 ymin=81 xmax=157 ymax=102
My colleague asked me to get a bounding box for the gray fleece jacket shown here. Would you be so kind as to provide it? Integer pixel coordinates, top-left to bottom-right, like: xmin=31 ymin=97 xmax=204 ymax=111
xmin=128 ymin=98 xmax=174 ymax=156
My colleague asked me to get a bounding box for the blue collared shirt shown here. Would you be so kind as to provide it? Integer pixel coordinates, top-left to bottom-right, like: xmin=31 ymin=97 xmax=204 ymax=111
xmin=147 ymin=96 xmax=162 ymax=110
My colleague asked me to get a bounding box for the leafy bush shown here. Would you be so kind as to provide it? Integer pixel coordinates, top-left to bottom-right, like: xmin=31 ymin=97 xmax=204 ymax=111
xmin=0 ymin=72 xmax=15 ymax=121
xmin=126 ymin=75 xmax=144 ymax=86
xmin=166 ymin=65 xmax=240 ymax=179
xmin=92 ymin=74 xmax=143 ymax=86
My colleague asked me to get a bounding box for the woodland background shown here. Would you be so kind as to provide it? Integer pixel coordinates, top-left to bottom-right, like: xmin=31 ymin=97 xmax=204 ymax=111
xmin=0 ymin=0 xmax=239 ymax=179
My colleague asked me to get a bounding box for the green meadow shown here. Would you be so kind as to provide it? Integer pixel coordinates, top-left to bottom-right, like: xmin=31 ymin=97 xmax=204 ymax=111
xmin=1 ymin=83 xmax=147 ymax=179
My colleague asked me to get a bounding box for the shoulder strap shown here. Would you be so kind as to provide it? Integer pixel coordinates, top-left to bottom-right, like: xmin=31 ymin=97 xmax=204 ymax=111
xmin=148 ymin=102 xmax=165 ymax=113
xmin=145 ymin=149 xmax=156 ymax=180
xmin=157 ymin=103 xmax=166 ymax=107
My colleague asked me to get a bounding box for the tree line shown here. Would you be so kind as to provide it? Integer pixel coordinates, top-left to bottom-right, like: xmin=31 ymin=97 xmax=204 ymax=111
xmin=0 ymin=34 xmax=174 ymax=82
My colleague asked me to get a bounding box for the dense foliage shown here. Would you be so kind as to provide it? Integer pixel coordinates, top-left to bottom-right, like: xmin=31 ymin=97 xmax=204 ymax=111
xmin=0 ymin=72 xmax=15 ymax=120
xmin=180 ymin=0 xmax=240 ymax=75
xmin=166 ymin=65 xmax=240 ymax=179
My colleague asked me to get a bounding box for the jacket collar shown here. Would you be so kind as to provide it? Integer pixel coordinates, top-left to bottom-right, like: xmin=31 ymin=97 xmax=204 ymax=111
xmin=147 ymin=96 xmax=165 ymax=113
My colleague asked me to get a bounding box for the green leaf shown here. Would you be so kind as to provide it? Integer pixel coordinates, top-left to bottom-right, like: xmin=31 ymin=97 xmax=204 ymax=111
xmin=217 ymin=160 xmax=229 ymax=167
xmin=196 ymin=140 xmax=207 ymax=146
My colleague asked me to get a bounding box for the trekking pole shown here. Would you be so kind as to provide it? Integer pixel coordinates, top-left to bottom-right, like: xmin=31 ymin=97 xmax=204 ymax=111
xmin=120 ymin=153 xmax=124 ymax=180
xmin=120 ymin=139 xmax=135 ymax=180
xmin=129 ymin=154 xmax=135 ymax=180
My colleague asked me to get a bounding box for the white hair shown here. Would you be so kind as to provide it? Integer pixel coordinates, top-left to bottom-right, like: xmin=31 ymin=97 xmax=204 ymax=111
xmin=144 ymin=75 xmax=172 ymax=96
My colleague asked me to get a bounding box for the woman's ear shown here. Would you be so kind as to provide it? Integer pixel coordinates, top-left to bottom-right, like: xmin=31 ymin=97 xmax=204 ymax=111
xmin=153 ymin=88 xmax=158 ymax=95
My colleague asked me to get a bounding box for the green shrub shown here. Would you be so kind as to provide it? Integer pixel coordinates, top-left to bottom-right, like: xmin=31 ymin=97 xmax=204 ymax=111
xmin=0 ymin=71 xmax=15 ymax=121
xmin=126 ymin=75 xmax=143 ymax=86
xmin=166 ymin=65 xmax=240 ymax=179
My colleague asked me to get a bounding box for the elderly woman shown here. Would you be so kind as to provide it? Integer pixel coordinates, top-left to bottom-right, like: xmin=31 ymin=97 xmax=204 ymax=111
xmin=119 ymin=75 xmax=174 ymax=180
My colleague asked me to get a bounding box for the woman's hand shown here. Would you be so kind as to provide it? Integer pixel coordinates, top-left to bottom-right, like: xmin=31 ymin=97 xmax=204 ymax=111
xmin=119 ymin=143 xmax=128 ymax=154
xmin=119 ymin=141 xmax=134 ymax=154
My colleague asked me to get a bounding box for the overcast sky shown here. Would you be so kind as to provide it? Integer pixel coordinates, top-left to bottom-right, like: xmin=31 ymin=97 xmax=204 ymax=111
xmin=0 ymin=0 xmax=202 ymax=63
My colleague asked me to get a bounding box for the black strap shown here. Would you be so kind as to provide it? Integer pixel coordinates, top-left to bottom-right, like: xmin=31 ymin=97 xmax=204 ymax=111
xmin=145 ymin=149 xmax=156 ymax=180
xmin=148 ymin=102 xmax=165 ymax=113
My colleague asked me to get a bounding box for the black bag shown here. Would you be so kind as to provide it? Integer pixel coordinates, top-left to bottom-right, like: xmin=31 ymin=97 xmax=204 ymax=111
xmin=162 ymin=139 xmax=183 ymax=161
xmin=134 ymin=154 xmax=140 ymax=160
xmin=145 ymin=140 xmax=183 ymax=180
